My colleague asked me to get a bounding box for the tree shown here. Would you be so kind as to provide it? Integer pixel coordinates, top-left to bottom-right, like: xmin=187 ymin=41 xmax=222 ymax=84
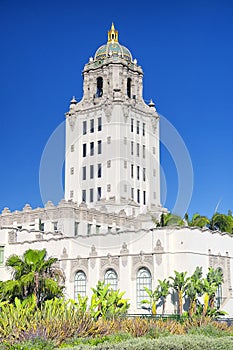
xmin=157 ymin=213 xmax=184 ymax=227
xmin=184 ymin=213 xmax=210 ymax=228
xmin=0 ymin=249 xmax=64 ymax=305
xmin=209 ymin=213 xmax=233 ymax=233
xmin=185 ymin=266 xmax=203 ymax=317
xmin=156 ymin=279 xmax=170 ymax=314
xmin=141 ymin=286 xmax=159 ymax=315
xmin=169 ymin=271 xmax=189 ymax=316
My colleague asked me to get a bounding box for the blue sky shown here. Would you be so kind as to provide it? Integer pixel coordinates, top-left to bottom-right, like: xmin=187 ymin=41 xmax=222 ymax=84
xmin=0 ymin=0 xmax=232 ymax=218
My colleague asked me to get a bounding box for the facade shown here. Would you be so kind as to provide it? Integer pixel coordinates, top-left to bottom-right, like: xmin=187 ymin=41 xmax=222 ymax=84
xmin=0 ymin=24 xmax=232 ymax=315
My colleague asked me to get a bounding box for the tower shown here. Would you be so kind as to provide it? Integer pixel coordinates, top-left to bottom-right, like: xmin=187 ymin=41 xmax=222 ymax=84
xmin=65 ymin=24 xmax=161 ymax=216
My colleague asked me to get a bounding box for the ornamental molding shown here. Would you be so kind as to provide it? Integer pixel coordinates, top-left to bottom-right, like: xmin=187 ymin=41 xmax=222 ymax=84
xmin=99 ymin=254 xmax=119 ymax=276
xmin=70 ymin=257 xmax=88 ymax=282
xmin=131 ymin=252 xmax=154 ymax=280
xmin=154 ymin=239 xmax=164 ymax=266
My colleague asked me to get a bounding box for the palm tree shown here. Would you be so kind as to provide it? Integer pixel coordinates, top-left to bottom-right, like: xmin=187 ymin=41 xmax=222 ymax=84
xmin=1 ymin=248 xmax=64 ymax=305
xmin=141 ymin=287 xmax=159 ymax=315
xmin=157 ymin=213 xmax=185 ymax=227
xmin=184 ymin=213 xmax=210 ymax=228
xmin=156 ymin=279 xmax=170 ymax=314
xmin=209 ymin=213 xmax=233 ymax=233
xmin=185 ymin=266 xmax=203 ymax=317
xmin=206 ymin=267 xmax=223 ymax=308
xmin=169 ymin=271 xmax=189 ymax=316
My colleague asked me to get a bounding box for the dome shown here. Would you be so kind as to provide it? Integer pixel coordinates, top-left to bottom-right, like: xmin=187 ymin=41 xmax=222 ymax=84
xmin=94 ymin=23 xmax=132 ymax=63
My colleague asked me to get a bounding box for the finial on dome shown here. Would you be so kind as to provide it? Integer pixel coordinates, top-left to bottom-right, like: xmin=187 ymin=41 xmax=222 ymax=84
xmin=148 ymin=99 xmax=155 ymax=107
xmin=70 ymin=96 xmax=77 ymax=104
xmin=108 ymin=22 xmax=118 ymax=43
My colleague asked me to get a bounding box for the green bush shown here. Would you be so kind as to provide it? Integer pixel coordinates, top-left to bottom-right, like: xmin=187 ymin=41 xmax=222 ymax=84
xmin=0 ymin=337 xmax=55 ymax=350
xmin=188 ymin=323 xmax=230 ymax=337
xmin=60 ymin=335 xmax=233 ymax=350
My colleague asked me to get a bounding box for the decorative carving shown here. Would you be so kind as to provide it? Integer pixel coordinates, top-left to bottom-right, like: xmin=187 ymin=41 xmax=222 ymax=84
xmin=120 ymin=242 xmax=129 ymax=254
xmin=70 ymin=257 xmax=88 ymax=282
xmin=154 ymin=239 xmax=164 ymax=265
xmin=89 ymin=245 xmax=97 ymax=269
xmin=8 ymin=230 xmax=17 ymax=243
xmin=100 ymin=255 xmax=119 ymax=275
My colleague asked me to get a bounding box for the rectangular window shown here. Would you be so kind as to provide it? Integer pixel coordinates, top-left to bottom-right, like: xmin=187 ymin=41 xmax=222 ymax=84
xmin=39 ymin=220 xmax=44 ymax=232
xmin=137 ymin=120 xmax=140 ymax=134
xmin=143 ymin=123 xmax=145 ymax=136
xmin=82 ymin=166 xmax=86 ymax=180
xmin=0 ymin=246 xmax=4 ymax=265
xmin=131 ymin=164 xmax=134 ymax=178
xmin=107 ymin=136 xmax=111 ymax=144
xmin=90 ymin=188 xmax=94 ymax=202
xmin=97 ymin=163 xmax=102 ymax=178
xmin=82 ymin=190 xmax=86 ymax=202
xmin=137 ymin=143 xmax=140 ymax=156
xmin=107 ymin=184 xmax=111 ymax=192
xmin=131 ymin=141 xmax=134 ymax=155
xmin=83 ymin=144 xmax=86 ymax=157
xmin=71 ymin=144 xmax=74 ymax=152
xmin=97 ymin=187 xmax=101 ymax=201
xmin=98 ymin=140 xmax=102 ymax=154
xmin=107 ymin=160 xmax=111 ymax=168
xmin=143 ymin=145 xmax=146 ymax=158
xmin=131 ymin=118 xmax=134 ymax=132
xmin=87 ymin=223 xmax=92 ymax=235
xmin=53 ymin=221 xmax=58 ymax=231
xmin=131 ymin=188 xmax=134 ymax=200
xmin=124 ymin=160 xmax=127 ymax=168
xmin=143 ymin=168 xmax=146 ymax=181
xmin=137 ymin=189 xmax=140 ymax=203
xmin=96 ymin=225 xmax=101 ymax=234
xmin=98 ymin=117 xmax=102 ymax=131
xmin=70 ymin=190 xmax=74 ymax=198
xmin=90 ymin=142 xmax=94 ymax=156
xmin=83 ymin=121 xmax=87 ymax=135
xmin=90 ymin=119 xmax=94 ymax=133
xmin=143 ymin=191 xmax=146 ymax=205
xmin=90 ymin=165 xmax=94 ymax=179
xmin=74 ymin=221 xmax=79 ymax=236
xmin=137 ymin=166 xmax=140 ymax=180
xmin=70 ymin=167 xmax=74 ymax=175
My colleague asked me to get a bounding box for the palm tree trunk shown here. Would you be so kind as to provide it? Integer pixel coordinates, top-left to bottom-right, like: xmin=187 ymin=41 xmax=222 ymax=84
xmin=178 ymin=290 xmax=183 ymax=316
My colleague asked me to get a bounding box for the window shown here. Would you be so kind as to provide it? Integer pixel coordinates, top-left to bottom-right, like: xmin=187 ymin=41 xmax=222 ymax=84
xmin=216 ymin=284 xmax=223 ymax=309
xmin=98 ymin=163 xmax=102 ymax=178
xmin=96 ymin=77 xmax=103 ymax=97
xmin=74 ymin=221 xmax=79 ymax=236
xmin=90 ymin=165 xmax=94 ymax=179
xmin=124 ymin=160 xmax=127 ymax=168
xmin=143 ymin=191 xmax=146 ymax=205
xmin=90 ymin=119 xmax=94 ymax=133
xmin=143 ymin=168 xmax=146 ymax=181
xmin=137 ymin=166 xmax=140 ymax=180
xmin=83 ymin=144 xmax=87 ymax=157
xmin=104 ymin=269 xmax=118 ymax=291
xmin=82 ymin=166 xmax=86 ymax=180
xmin=143 ymin=145 xmax=146 ymax=158
xmin=70 ymin=190 xmax=74 ymax=198
xmin=127 ymin=78 xmax=132 ymax=98
xmin=131 ymin=164 xmax=134 ymax=178
xmin=98 ymin=140 xmax=102 ymax=154
xmin=82 ymin=190 xmax=86 ymax=202
xmin=137 ymin=143 xmax=140 ymax=156
xmin=0 ymin=246 xmax=4 ymax=265
xmin=70 ymin=167 xmax=74 ymax=175
xmin=96 ymin=225 xmax=101 ymax=234
xmin=97 ymin=187 xmax=101 ymax=200
xmin=143 ymin=123 xmax=145 ymax=136
xmin=53 ymin=221 xmax=58 ymax=231
xmin=131 ymin=118 xmax=134 ymax=132
xmin=137 ymin=189 xmax=140 ymax=203
xmin=107 ymin=184 xmax=111 ymax=192
xmin=107 ymin=160 xmax=111 ymax=168
xmin=90 ymin=188 xmax=94 ymax=202
xmin=83 ymin=121 xmax=87 ymax=135
xmin=137 ymin=121 xmax=140 ymax=134
xmin=90 ymin=142 xmax=94 ymax=156
xmin=131 ymin=188 xmax=134 ymax=200
xmin=131 ymin=141 xmax=134 ymax=155
xmin=71 ymin=144 xmax=74 ymax=152
xmin=39 ymin=220 xmax=44 ymax=232
xmin=153 ymin=146 xmax=156 ymax=155
xmin=74 ymin=271 xmax=86 ymax=299
xmin=87 ymin=223 xmax=92 ymax=235
xmin=107 ymin=136 xmax=111 ymax=144
xmin=136 ymin=268 xmax=152 ymax=308
xmin=98 ymin=117 xmax=102 ymax=131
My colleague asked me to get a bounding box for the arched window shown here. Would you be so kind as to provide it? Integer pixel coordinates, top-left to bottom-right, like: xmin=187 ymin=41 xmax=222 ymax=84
xmin=136 ymin=267 xmax=152 ymax=308
xmin=215 ymin=268 xmax=223 ymax=309
xmin=104 ymin=269 xmax=118 ymax=291
xmin=74 ymin=270 xmax=86 ymax=299
xmin=96 ymin=77 xmax=103 ymax=97
xmin=127 ymin=78 xmax=131 ymax=98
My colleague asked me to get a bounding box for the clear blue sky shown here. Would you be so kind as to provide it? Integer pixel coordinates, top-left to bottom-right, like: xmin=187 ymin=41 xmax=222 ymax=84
xmin=0 ymin=0 xmax=232 ymax=218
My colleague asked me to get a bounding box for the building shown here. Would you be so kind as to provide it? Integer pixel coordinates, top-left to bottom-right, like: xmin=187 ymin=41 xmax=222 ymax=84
xmin=0 ymin=24 xmax=232 ymax=315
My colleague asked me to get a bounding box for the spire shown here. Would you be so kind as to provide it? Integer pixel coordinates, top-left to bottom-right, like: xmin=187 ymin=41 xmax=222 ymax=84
xmin=108 ymin=22 xmax=118 ymax=43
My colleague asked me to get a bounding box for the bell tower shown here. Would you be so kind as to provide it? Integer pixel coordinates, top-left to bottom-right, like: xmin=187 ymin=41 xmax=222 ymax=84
xmin=65 ymin=24 xmax=162 ymax=217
